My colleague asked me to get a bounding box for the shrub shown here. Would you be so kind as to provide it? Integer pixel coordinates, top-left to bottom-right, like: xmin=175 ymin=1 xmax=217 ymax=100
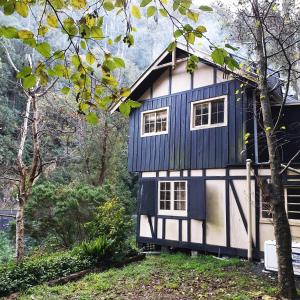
xmin=76 ymin=236 xmax=114 ymax=263
xmin=24 ymin=182 xmax=136 ymax=250
xmin=0 ymin=251 xmax=92 ymax=297
xmin=85 ymin=198 xmax=133 ymax=256
xmin=0 ymin=231 xmax=14 ymax=263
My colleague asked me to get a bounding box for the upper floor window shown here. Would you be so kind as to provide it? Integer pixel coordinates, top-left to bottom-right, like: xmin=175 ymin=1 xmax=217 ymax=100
xmin=190 ymin=96 xmax=227 ymax=130
xmin=261 ymin=186 xmax=300 ymax=221
xmin=158 ymin=181 xmax=187 ymax=216
xmin=141 ymin=107 xmax=169 ymax=137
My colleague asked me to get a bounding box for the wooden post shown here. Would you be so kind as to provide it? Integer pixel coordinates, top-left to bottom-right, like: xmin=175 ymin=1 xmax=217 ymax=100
xmin=246 ymin=159 xmax=252 ymax=260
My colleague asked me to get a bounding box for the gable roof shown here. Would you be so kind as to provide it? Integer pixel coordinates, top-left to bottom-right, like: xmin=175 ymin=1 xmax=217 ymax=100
xmin=110 ymin=41 xmax=281 ymax=113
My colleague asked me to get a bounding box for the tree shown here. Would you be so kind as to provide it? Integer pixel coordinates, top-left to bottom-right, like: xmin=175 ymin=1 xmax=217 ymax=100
xmin=1 ymin=41 xmax=59 ymax=262
xmin=219 ymin=0 xmax=300 ymax=297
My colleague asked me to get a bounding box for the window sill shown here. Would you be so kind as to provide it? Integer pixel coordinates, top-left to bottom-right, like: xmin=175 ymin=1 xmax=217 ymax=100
xmin=260 ymin=218 xmax=300 ymax=227
xmin=158 ymin=211 xmax=187 ymax=217
xmin=190 ymin=123 xmax=227 ymax=131
xmin=141 ymin=131 xmax=168 ymax=138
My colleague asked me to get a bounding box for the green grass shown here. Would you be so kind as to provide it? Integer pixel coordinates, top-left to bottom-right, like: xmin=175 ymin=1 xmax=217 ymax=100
xmin=19 ymin=253 xmax=278 ymax=300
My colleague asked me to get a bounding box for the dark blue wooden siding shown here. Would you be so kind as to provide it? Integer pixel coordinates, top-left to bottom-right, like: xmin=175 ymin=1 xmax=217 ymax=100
xmin=128 ymin=80 xmax=247 ymax=172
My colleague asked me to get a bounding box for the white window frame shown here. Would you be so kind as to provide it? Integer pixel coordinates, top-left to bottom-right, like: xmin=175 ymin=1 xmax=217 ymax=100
xmin=158 ymin=180 xmax=188 ymax=217
xmin=140 ymin=107 xmax=169 ymax=137
xmin=190 ymin=95 xmax=228 ymax=130
xmin=260 ymin=186 xmax=300 ymax=224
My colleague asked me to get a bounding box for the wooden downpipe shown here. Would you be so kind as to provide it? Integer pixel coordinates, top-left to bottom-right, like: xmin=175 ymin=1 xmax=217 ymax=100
xmin=246 ymin=159 xmax=253 ymax=260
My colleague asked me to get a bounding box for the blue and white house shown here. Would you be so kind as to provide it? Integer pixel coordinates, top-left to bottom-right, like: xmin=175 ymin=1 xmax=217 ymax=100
xmin=112 ymin=42 xmax=300 ymax=259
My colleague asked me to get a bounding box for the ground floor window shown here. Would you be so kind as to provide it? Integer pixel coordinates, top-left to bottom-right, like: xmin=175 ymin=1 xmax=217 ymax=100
xmin=261 ymin=186 xmax=300 ymax=221
xmin=158 ymin=181 xmax=187 ymax=216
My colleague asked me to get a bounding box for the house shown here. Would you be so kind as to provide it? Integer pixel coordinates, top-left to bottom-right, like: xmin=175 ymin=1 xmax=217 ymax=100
xmin=112 ymin=42 xmax=300 ymax=259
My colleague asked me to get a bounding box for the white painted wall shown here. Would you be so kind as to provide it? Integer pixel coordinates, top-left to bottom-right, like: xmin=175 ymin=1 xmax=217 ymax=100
xmin=191 ymin=220 xmax=203 ymax=243
xmin=139 ymin=215 xmax=153 ymax=238
xmin=165 ymin=219 xmax=179 ymax=240
xmin=152 ymin=69 xmax=169 ymax=98
xmin=193 ymin=63 xmax=214 ymax=88
xmin=171 ymin=61 xmax=191 ymax=94
xmin=182 ymin=220 xmax=188 ymax=242
xmin=206 ymin=180 xmax=226 ymax=246
xmin=216 ymin=69 xmax=234 ymax=83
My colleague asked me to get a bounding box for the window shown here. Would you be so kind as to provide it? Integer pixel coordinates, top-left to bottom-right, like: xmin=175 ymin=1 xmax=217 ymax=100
xmin=158 ymin=181 xmax=187 ymax=216
xmin=286 ymin=187 xmax=300 ymax=220
xmin=141 ymin=107 xmax=168 ymax=137
xmin=191 ymin=96 xmax=227 ymax=130
xmin=261 ymin=186 xmax=300 ymax=221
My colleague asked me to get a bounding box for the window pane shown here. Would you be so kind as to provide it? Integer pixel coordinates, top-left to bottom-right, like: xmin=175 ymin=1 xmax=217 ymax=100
xmin=202 ymin=114 xmax=209 ymax=125
xmin=159 ymin=182 xmax=171 ymax=211
xmin=174 ymin=201 xmax=186 ymax=211
xmin=287 ymin=188 xmax=300 ymax=196
xmin=144 ymin=124 xmax=150 ymax=133
xmin=156 ymin=122 xmax=162 ymax=132
xmin=288 ymin=212 xmax=300 ymax=220
xmin=194 ymin=103 xmax=209 ymax=127
xmin=211 ymin=99 xmax=224 ymax=125
xmin=156 ymin=110 xmax=167 ymax=122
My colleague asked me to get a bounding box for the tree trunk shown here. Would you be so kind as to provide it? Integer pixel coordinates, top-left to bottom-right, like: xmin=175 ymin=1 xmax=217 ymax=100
xmin=253 ymin=1 xmax=297 ymax=297
xmin=15 ymin=196 xmax=25 ymax=263
xmin=98 ymin=118 xmax=109 ymax=186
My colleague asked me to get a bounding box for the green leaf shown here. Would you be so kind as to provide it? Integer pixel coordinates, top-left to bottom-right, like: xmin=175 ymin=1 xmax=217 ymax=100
xmin=80 ymin=40 xmax=86 ymax=49
xmin=132 ymin=5 xmax=141 ymax=19
xmin=113 ymin=57 xmax=125 ymax=68
xmin=199 ymin=5 xmax=213 ymax=12
xmin=71 ymin=55 xmax=81 ymax=68
xmin=226 ymin=56 xmax=239 ymax=71
xmin=159 ymin=8 xmax=167 ymax=17
xmin=70 ymin=0 xmax=86 ymax=9
xmin=140 ymin=0 xmax=151 ymax=7
xmin=51 ymin=64 xmax=66 ymax=77
xmin=225 ymin=43 xmax=239 ymax=51
xmin=53 ymin=50 xmax=65 ymax=60
xmin=23 ymin=38 xmax=36 ymax=47
xmin=127 ymin=99 xmax=141 ymax=108
xmin=147 ymin=6 xmax=156 ymax=17
xmin=211 ymin=48 xmax=228 ymax=65
xmin=196 ymin=25 xmax=207 ymax=33
xmin=18 ymin=30 xmax=34 ymax=39
xmin=119 ymin=102 xmax=131 ymax=116
xmin=114 ymin=35 xmax=122 ymax=43
xmin=183 ymin=24 xmax=193 ymax=32
xmin=86 ymin=51 xmax=95 ymax=64
xmin=173 ymin=0 xmax=180 ymax=11
xmin=16 ymin=66 xmax=32 ymax=79
xmin=61 ymin=87 xmax=70 ymax=94
xmin=4 ymin=1 xmax=15 ymax=15
xmin=90 ymin=26 xmax=104 ymax=40
xmin=36 ymin=42 xmax=51 ymax=58
xmin=38 ymin=26 xmax=49 ymax=36
xmin=103 ymin=0 xmax=114 ymax=11
xmin=186 ymin=32 xmax=195 ymax=44
xmin=120 ymin=87 xmax=131 ymax=97
xmin=51 ymin=0 xmax=64 ymax=9
xmin=23 ymin=74 xmax=36 ymax=89
xmin=167 ymin=41 xmax=176 ymax=52
xmin=86 ymin=112 xmax=99 ymax=124
xmin=0 ymin=26 xmax=18 ymax=38
xmin=15 ymin=2 xmax=28 ymax=17
xmin=47 ymin=15 xmax=58 ymax=28
xmin=173 ymin=29 xmax=183 ymax=38
xmin=187 ymin=10 xmax=199 ymax=22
